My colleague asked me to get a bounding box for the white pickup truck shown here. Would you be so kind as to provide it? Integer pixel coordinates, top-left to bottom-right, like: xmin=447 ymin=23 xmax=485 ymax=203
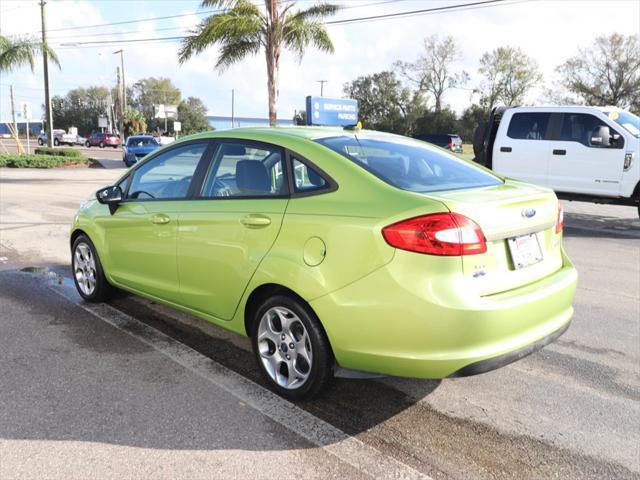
xmin=473 ymin=106 xmax=640 ymax=217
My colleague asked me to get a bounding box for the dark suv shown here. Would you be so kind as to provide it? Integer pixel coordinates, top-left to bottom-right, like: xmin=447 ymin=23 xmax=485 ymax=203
xmin=85 ymin=132 xmax=121 ymax=148
xmin=414 ymin=133 xmax=463 ymax=153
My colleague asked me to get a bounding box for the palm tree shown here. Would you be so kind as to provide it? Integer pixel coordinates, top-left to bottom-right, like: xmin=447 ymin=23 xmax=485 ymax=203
xmin=0 ymin=34 xmax=60 ymax=73
xmin=179 ymin=0 xmax=339 ymax=126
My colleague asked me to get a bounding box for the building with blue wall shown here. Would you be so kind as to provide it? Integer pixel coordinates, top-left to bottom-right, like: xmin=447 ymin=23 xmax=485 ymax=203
xmin=207 ymin=116 xmax=293 ymax=131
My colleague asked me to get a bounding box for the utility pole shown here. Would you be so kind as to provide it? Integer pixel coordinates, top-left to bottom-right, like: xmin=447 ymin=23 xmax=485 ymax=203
xmin=113 ymin=50 xmax=126 ymax=111
xmin=40 ymin=0 xmax=53 ymax=148
xmin=116 ymin=66 xmax=124 ymax=142
xmin=9 ymin=85 xmax=17 ymax=140
xmin=231 ymin=89 xmax=235 ymax=128
xmin=317 ymin=80 xmax=328 ymax=97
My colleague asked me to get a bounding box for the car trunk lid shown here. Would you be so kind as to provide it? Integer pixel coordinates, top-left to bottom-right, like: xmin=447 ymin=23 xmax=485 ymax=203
xmin=425 ymin=180 xmax=563 ymax=296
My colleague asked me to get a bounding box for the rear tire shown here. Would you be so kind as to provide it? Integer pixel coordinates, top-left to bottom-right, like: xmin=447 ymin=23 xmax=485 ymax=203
xmin=99 ymin=141 xmax=105 ymax=148
xmin=251 ymin=294 xmax=333 ymax=400
xmin=473 ymin=122 xmax=487 ymax=165
xmin=71 ymin=234 xmax=112 ymax=302
xmin=54 ymin=138 xmax=59 ymax=146
xmin=85 ymin=141 xmax=90 ymax=148
xmin=38 ymin=138 xmax=44 ymax=146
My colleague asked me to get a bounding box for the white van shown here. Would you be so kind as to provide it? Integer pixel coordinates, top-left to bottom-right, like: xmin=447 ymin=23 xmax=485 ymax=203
xmin=473 ymin=106 xmax=640 ymax=216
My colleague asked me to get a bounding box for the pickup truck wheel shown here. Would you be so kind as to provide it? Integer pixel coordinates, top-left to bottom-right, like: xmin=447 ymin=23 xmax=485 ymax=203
xmin=53 ymin=138 xmax=59 ymax=146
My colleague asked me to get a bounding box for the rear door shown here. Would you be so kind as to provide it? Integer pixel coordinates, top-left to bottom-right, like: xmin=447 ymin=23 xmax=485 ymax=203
xmin=177 ymin=140 xmax=290 ymax=320
xmin=492 ymin=110 xmax=553 ymax=187
xmin=546 ymin=112 xmax=625 ymax=196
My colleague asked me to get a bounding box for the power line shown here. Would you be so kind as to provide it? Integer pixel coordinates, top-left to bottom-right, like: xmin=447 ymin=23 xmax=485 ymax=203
xmin=51 ymin=0 xmax=524 ymax=48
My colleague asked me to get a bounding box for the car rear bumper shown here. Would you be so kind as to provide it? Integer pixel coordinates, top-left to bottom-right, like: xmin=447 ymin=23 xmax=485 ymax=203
xmin=310 ymin=248 xmax=577 ymax=379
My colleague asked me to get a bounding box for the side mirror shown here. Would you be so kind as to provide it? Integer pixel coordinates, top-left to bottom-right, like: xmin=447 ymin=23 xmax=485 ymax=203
xmin=96 ymin=186 xmax=123 ymax=214
xmin=590 ymin=126 xmax=610 ymax=147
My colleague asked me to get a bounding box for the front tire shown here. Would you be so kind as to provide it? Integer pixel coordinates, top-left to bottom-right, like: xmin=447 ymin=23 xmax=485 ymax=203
xmin=54 ymin=138 xmax=60 ymax=146
xmin=71 ymin=234 xmax=112 ymax=302
xmin=251 ymin=294 xmax=333 ymax=400
xmin=85 ymin=141 xmax=90 ymax=148
xmin=38 ymin=138 xmax=44 ymax=146
xmin=99 ymin=141 xmax=105 ymax=148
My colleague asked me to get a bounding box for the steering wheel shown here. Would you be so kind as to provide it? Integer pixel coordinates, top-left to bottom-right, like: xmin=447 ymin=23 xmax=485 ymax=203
xmin=130 ymin=190 xmax=155 ymax=199
xmin=213 ymin=178 xmax=232 ymax=197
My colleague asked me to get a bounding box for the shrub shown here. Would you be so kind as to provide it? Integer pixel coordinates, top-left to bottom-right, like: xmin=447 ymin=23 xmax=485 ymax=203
xmin=34 ymin=147 xmax=82 ymax=158
xmin=0 ymin=153 xmax=88 ymax=168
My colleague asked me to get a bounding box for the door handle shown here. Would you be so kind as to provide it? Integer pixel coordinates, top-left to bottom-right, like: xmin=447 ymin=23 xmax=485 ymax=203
xmin=553 ymin=149 xmax=566 ymax=156
xmin=500 ymin=146 xmax=512 ymax=152
xmin=150 ymin=213 xmax=171 ymax=225
xmin=240 ymin=214 xmax=271 ymax=227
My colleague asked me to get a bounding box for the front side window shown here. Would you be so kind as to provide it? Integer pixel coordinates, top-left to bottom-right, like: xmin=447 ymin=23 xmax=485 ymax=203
xmin=507 ymin=113 xmax=551 ymax=140
xmin=603 ymin=110 xmax=639 ymax=138
xmin=200 ymin=142 xmax=288 ymax=198
xmin=292 ymin=156 xmax=328 ymax=193
xmin=317 ymin=135 xmax=502 ymax=193
xmin=559 ymin=113 xmax=623 ymax=148
xmin=127 ymin=142 xmax=207 ymax=200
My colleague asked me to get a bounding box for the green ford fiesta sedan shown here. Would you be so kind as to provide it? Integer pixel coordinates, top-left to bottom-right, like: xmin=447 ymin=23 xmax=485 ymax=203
xmin=71 ymin=126 xmax=577 ymax=399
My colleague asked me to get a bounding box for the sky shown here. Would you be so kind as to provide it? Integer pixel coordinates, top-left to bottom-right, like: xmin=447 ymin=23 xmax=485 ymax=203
xmin=1 ymin=0 xmax=639 ymax=123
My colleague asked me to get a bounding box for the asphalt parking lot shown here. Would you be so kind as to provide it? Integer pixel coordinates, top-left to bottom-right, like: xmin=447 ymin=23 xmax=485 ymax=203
xmin=0 ymin=166 xmax=638 ymax=479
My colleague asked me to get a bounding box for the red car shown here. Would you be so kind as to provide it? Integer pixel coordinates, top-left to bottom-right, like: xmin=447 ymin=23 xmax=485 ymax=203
xmin=85 ymin=132 xmax=121 ymax=148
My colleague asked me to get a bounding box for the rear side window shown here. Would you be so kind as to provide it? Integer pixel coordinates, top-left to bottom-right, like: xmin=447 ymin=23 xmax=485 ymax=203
xmin=201 ymin=142 xmax=288 ymax=198
xmin=507 ymin=113 xmax=551 ymax=140
xmin=317 ymin=135 xmax=502 ymax=193
xmin=558 ymin=113 xmax=623 ymax=148
xmin=292 ymin=157 xmax=328 ymax=193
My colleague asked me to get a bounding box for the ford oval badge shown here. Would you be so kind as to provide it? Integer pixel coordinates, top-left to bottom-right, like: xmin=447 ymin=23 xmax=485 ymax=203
xmin=522 ymin=208 xmax=536 ymax=218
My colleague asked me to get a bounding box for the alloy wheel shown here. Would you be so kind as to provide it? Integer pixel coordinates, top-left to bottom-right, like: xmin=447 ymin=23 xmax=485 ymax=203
xmin=74 ymin=242 xmax=97 ymax=296
xmin=257 ymin=306 xmax=313 ymax=390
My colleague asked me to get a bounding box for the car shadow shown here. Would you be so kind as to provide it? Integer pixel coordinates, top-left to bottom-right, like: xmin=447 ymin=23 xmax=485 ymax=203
xmin=564 ymin=212 xmax=640 ymax=240
xmin=0 ymin=266 xmax=441 ymax=454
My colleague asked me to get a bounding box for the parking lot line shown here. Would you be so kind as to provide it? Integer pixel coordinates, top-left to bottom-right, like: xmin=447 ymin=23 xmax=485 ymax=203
xmin=49 ymin=280 xmax=430 ymax=480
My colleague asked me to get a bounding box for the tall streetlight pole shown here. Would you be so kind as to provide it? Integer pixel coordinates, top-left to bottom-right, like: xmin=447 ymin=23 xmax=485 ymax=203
xmin=113 ymin=50 xmax=126 ymax=110
xmin=317 ymin=80 xmax=327 ymax=97
xmin=40 ymin=0 xmax=53 ymax=147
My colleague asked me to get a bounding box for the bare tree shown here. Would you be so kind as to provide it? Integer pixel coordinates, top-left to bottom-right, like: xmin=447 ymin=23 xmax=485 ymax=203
xmin=556 ymin=33 xmax=639 ymax=110
xmin=395 ymin=35 xmax=468 ymax=113
xmin=477 ymin=46 xmax=542 ymax=108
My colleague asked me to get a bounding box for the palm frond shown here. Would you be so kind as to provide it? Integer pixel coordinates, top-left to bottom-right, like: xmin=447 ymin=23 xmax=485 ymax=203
xmin=289 ymin=3 xmax=340 ymax=22
xmin=215 ymin=38 xmax=262 ymax=70
xmin=283 ymin=18 xmax=334 ymax=59
xmin=0 ymin=35 xmax=60 ymax=72
xmin=178 ymin=3 xmax=263 ymax=65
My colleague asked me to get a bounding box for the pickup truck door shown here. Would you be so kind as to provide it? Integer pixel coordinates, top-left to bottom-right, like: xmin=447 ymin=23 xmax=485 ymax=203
xmin=546 ymin=113 xmax=624 ymax=196
xmin=492 ymin=111 xmax=552 ymax=187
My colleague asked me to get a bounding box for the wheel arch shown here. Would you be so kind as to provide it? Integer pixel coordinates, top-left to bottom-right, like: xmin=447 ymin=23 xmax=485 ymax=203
xmin=243 ymin=283 xmax=333 ymax=358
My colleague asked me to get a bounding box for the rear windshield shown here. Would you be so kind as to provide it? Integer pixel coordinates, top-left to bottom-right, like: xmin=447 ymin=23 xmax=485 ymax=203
xmin=317 ymin=135 xmax=502 ymax=193
xmin=127 ymin=137 xmax=158 ymax=146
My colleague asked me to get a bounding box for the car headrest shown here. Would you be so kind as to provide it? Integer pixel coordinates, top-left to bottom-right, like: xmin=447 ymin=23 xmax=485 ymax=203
xmin=236 ymin=160 xmax=270 ymax=192
xmin=221 ymin=144 xmax=246 ymax=156
xmin=307 ymin=167 xmax=325 ymax=186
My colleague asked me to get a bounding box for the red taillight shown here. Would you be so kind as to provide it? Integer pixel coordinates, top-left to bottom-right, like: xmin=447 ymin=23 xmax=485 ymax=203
xmin=555 ymin=205 xmax=564 ymax=233
xmin=382 ymin=212 xmax=487 ymax=256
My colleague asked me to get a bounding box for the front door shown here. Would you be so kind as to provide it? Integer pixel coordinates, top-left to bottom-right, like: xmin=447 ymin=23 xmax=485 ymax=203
xmin=546 ymin=112 xmax=625 ymax=195
xmin=177 ymin=140 xmax=290 ymax=320
xmin=99 ymin=141 xmax=211 ymax=302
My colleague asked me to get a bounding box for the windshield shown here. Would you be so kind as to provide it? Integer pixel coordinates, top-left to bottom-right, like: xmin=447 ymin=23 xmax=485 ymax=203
xmin=317 ymin=135 xmax=502 ymax=193
xmin=604 ymin=111 xmax=640 ymax=138
xmin=127 ymin=137 xmax=158 ymax=147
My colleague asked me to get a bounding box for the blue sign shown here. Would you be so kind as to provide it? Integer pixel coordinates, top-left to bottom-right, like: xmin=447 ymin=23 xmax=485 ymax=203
xmin=306 ymin=96 xmax=358 ymax=126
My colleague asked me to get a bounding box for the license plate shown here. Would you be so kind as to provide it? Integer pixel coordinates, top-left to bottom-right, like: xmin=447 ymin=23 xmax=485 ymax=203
xmin=507 ymin=233 xmax=543 ymax=269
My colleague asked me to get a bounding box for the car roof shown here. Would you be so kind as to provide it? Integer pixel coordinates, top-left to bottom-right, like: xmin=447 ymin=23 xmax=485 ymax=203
xmin=177 ymin=126 xmax=406 ymax=143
